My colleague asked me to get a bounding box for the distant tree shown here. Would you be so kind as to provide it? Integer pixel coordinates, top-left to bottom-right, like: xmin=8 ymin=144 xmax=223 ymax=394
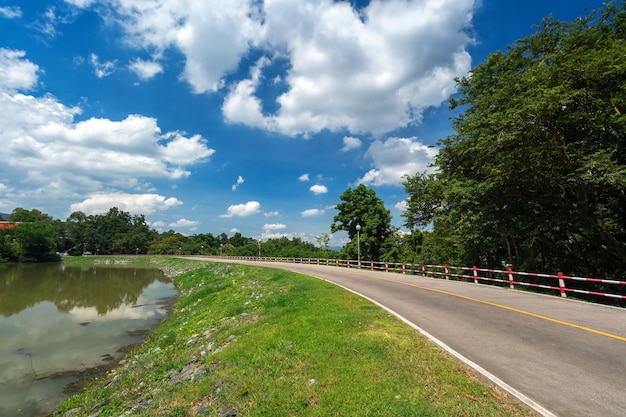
xmin=148 ymin=235 xmax=185 ymax=255
xmin=14 ymin=221 xmax=61 ymax=262
xmin=331 ymin=184 xmax=392 ymax=261
xmin=0 ymin=229 xmax=19 ymax=262
xmin=10 ymin=208 xmax=53 ymax=222
xmin=314 ymin=233 xmax=331 ymax=251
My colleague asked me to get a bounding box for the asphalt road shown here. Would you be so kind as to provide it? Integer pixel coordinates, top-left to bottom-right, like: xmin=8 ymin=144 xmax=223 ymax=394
xmin=191 ymin=258 xmax=626 ymax=417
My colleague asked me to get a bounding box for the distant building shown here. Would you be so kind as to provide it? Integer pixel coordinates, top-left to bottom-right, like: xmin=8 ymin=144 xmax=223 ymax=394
xmin=0 ymin=222 xmax=20 ymax=230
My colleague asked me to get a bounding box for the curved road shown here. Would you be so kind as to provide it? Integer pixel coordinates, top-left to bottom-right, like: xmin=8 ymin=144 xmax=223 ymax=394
xmin=192 ymin=258 xmax=626 ymax=417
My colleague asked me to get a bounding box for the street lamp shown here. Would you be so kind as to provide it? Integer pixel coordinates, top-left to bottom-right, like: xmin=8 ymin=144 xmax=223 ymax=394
xmin=356 ymin=223 xmax=361 ymax=267
xmin=220 ymin=244 xmax=223 ymax=257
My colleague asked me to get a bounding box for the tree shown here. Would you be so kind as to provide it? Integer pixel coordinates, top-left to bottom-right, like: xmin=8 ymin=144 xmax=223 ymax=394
xmin=9 ymin=207 xmax=53 ymax=222
xmin=331 ymin=184 xmax=392 ymax=261
xmin=314 ymin=232 xmax=331 ymax=251
xmin=403 ymin=2 xmax=626 ymax=276
xmin=14 ymin=221 xmax=61 ymax=262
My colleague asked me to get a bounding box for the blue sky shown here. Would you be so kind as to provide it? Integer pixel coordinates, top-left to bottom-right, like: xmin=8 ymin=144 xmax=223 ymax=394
xmin=0 ymin=0 xmax=607 ymax=246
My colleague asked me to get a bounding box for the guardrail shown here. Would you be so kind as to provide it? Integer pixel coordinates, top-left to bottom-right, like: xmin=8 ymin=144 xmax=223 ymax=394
xmin=213 ymin=256 xmax=626 ymax=305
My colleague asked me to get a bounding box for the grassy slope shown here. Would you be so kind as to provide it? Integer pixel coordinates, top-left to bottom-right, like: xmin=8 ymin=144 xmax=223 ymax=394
xmin=55 ymin=257 xmax=536 ymax=416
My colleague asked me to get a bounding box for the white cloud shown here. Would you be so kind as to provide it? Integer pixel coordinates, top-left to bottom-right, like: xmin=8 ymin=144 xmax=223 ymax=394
xmin=70 ymin=192 xmax=182 ymax=215
xmin=232 ymin=175 xmax=245 ymax=191
xmin=129 ymin=58 xmax=163 ymax=80
xmin=90 ymin=53 xmax=116 ymax=78
xmin=341 ymin=136 xmax=361 ymax=152
xmin=298 ymin=173 xmax=310 ymax=182
xmin=0 ymin=6 xmax=22 ymax=19
xmin=0 ymin=49 xmax=39 ymax=92
xmin=394 ymin=200 xmax=408 ymax=211
xmin=0 ymin=50 xmax=215 ymax=216
xmin=264 ymin=211 xmax=279 ymax=217
xmin=229 ymin=228 xmax=240 ymax=234
xmin=158 ymin=132 xmax=215 ymax=165
xmin=169 ymin=218 xmax=200 ymax=228
xmin=301 ymin=208 xmax=324 ymax=217
xmin=80 ymin=0 xmax=473 ymax=136
xmin=358 ymin=136 xmax=438 ymax=186
xmin=223 ymin=57 xmax=270 ymax=128
xmin=263 ymin=223 xmax=286 ymax=231
xmin=220 ymin=201 xmax=261 ymax=218
xmin=309 ymin=184 xmax=328 ymax=195
xmin=225 ymin=0 xmax=473 ymax=136
xmin=65 ymin=0 xmax=97 ymax=7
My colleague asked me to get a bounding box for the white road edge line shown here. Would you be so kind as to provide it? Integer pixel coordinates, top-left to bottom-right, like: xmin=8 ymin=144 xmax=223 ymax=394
xmin=317 ymin=275 xmax=559 ymax=417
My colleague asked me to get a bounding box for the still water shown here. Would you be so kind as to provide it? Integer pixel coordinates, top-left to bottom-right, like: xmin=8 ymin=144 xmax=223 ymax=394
xmin=0 ymin=261 xmax=177 ymax=417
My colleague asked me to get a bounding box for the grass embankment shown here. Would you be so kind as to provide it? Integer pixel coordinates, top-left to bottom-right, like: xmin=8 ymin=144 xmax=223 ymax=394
xmin=55 ymin=257 xmax=535 ymax=416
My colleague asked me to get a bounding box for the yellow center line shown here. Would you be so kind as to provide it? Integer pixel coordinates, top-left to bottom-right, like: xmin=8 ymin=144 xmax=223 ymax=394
xmin=344 ymin=270 xmax=626 ymax=343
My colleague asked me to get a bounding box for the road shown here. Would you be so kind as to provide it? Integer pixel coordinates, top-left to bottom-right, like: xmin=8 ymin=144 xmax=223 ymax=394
xmin=190 ymin=258 xmax=626 ymax=417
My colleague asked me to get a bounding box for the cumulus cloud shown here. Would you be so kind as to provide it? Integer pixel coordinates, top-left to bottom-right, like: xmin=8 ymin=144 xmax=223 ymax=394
xmin=341 ymin=136 xmax=361 ymax=152
xmin=394 ymin=200 xmax=408 ymax=211
xmin=309 ymin=184 xmax=328 ymax=195
xmin=263 ymin=223 xmax=286 ymax=231
xmin=169 ymin=218 xmax=200 ymax=228
xmin=70 ymin=192 xmax=182 ymax=215
xmin=301 ymin=208 xmax=324 ymax=217
xmin=298 ymin=173 xmax=310 ymax=182
xmin=0 ymin=48 xmax=39 ymax=92
xmin=220 ymin=201 xmax=261 ymax=218
xmin=73 ymin=0 xmax=474 ymax=136
xmin=129 ymin=58 xmax=163 ymax=80
xmin=0 ymin=49 xmax=215 ymax=216
xmin=264 ymin=210 xmax=279 ymax=217
xmin=359 ymin=137 xmax=438 ymax=186
xmin=232 ymin=175 xmax=245 ymax=191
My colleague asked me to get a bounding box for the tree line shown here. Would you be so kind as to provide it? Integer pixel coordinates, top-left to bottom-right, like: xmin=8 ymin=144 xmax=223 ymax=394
xmin=0 ymin=207 xmax=334 ymax=263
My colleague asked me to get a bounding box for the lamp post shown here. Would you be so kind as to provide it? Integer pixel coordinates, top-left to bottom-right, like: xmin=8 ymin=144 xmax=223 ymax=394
xmin=220 ymin=244 xmax=223 ymax=257
xmin=356 ymin=223 xmax=361 ymax=267
xmin=258 ymin=239 xmax=261 ymax=258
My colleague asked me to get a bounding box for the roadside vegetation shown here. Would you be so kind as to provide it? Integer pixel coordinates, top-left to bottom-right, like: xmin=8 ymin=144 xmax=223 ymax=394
xmin=54 ymin=256 xmax=535 ymax=417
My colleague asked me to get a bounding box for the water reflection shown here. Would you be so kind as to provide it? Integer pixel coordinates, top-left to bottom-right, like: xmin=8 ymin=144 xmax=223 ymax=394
xmin=0 ymin=262 xmax=177 ymax=417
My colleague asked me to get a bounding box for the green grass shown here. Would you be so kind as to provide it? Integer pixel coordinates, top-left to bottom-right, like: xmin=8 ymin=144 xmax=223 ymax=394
xmin=54 ymin=257 xmax=536 ymax=416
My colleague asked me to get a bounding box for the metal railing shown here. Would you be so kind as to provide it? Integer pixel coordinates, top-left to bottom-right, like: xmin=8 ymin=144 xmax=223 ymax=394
xmin=211 ymin=256 xmax=626 ymax=305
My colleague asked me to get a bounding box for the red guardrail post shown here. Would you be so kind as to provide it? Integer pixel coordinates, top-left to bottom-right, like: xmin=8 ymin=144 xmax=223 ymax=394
xmin=558 ymin=272 xmax=567 ymax=298
xmin=385 ymin=261 xmax=389 ymax=272
xmin=508 ymin=268 xmax=515 ymax=289
xmin=444 ymin=264 xmax=449 ymax=280
xmin=473 ymin=265 xmax=479 ymax=284
xmin=402 ymin=262 xmax=406 ymax=274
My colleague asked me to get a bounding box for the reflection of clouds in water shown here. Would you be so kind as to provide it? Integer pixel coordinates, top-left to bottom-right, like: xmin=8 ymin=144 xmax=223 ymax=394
xmin=0 ymin=279 xmax=177 ymax=415
xmin=68 ymin=280 xmax=175 ymax=322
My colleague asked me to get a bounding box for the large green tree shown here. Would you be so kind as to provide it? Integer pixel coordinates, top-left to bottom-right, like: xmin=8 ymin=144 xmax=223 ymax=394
xmin=403 ymin=2 xmax=626 ymax=277
xmin=14 ymin=221 xmax=61 ymax=262
xmin=331 ymin=184 xmax=392 ymax=261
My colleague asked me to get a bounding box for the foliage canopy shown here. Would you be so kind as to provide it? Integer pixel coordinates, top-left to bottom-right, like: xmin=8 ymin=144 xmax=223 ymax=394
xmin=403 ymin=2 xmax=626 ymax=277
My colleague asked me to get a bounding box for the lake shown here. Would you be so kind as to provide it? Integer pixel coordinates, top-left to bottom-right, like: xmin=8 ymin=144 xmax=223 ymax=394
xmin=0 ymin=260 xmax=177 ymax=417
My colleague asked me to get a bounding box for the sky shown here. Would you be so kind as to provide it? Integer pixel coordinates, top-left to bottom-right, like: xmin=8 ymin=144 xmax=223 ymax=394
xmin=0 ymin=0 xmax=609 ymax=246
